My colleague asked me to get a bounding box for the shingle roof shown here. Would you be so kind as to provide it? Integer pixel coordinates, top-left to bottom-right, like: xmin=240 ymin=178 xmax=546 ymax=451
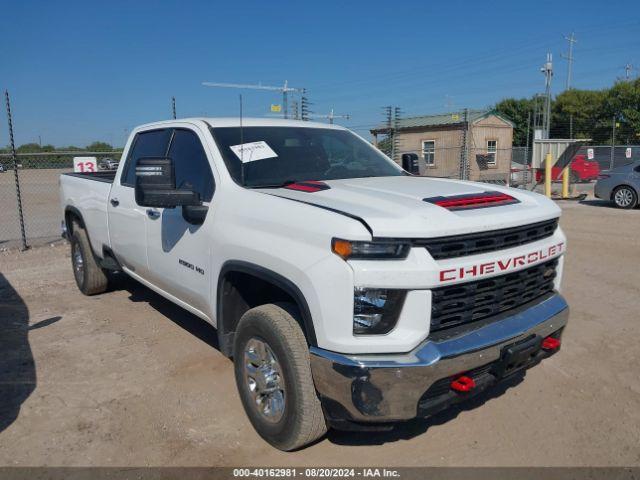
xmin=370 ymin=109 xmax=514 ymax=133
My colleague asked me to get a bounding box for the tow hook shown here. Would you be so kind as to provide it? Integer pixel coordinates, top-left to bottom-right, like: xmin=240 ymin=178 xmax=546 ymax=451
xmin=450 ymin=375 xmax=476 ymax=393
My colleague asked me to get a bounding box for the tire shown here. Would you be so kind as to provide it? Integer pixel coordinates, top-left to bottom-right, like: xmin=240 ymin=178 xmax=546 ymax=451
xmin=233 ymin=303 xmax=327 ymax=450
xmin=70 ymin=222 xmax=109 ymax=295
xmin=612 ymin=186 xmax=638 ymax=209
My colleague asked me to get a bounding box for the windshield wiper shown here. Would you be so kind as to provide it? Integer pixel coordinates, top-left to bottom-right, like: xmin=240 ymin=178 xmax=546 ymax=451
xmin=246 ymin=180 xmax=299 ymax=189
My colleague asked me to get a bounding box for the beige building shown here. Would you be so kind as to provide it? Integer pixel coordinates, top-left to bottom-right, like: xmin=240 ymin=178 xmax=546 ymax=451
xmin=370 ymin=110 xmax=514 ymax=182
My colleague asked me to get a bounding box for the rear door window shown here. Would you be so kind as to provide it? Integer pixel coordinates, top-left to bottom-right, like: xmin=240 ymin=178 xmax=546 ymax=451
xmin=121 ymin=129 xmax=172 ymax=186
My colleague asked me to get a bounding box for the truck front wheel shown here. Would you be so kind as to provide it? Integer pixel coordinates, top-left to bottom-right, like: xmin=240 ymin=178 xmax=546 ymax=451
xmin=233 ymin=303 xmax=327 ymax=450
xmin=70 ymin=223 xmax=109 ymax=295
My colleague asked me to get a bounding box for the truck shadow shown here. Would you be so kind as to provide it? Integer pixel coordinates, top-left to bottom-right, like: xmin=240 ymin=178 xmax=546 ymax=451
xmin=327 ymin=373 xmax=525 ymax=446
xmin=117 ymin=275 xmax=219 ymax=350
xmin=0 ymin=273 xmax=36 ymax=433
xmin=578 ymin=199 xmax=617 ymax=209
xmin=108 ymin=275 xmax=526 ymax=447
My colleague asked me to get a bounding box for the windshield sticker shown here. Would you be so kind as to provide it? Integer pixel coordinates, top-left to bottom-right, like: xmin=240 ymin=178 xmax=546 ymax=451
xmin=230 ymin=141 xmax=278 ymax=163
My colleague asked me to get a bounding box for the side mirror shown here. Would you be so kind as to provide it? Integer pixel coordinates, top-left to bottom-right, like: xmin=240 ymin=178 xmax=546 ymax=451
xmin=402 ymin=153 xmax=420 ymax=175
xmin=135 ymin=157 xmax=201 ymax=208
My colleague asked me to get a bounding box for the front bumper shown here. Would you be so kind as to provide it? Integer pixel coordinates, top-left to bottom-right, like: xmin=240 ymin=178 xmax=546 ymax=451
xmin=310 ymin=294 xmax=568 ymax=424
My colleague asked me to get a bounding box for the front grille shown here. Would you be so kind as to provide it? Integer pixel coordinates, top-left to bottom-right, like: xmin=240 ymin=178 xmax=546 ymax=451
xmin=416 ymin=218 xmax=558 ymax=260
xmin=430 ymin=258 xmax=558 ymax=332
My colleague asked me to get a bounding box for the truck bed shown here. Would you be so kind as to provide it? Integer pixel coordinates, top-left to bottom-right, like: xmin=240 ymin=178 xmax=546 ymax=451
xmin=62 ymin=171 xmax=117 ymax=183
xmin=60 ymin=172 xmax=114 ymax=255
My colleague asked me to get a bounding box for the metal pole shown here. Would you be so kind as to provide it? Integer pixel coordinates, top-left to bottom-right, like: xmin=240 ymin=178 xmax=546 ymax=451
xmin=4 ymin=90 xmax=28 ymax=250
xmin=610 ymin=117 xmax=616 ymax=169
xmin=283 ymin=81 xmax=288 ymax=120
xmin=172 ymin=96 xmax=176 ymax=119
xmin=545 ymin=152 xmax=553 ymax=198
xmin=283 ymin=91 xmax=288 ymax=119
xmin=541 ymin=53 xmax=553 ymax=138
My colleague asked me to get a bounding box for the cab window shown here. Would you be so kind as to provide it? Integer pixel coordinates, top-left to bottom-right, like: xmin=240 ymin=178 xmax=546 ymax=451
xmin=168 ymin=129 xmax=215 ymax=202
xmin=121 ymin=129 xmax=172 ymax=187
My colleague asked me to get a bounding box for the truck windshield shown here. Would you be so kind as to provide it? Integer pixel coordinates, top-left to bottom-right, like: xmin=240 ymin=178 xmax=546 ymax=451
xmin=209 ymin=126 xmax=404 ymax=188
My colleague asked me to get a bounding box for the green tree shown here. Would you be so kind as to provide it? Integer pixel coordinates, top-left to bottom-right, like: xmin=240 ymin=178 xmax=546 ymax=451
xmin=603 ymin=78 xmax=640 ymax=144
xmin=86 ymin=141 xmax=113 ymax=151
xmin=494 ymin=97 xmax=535 ymax=146
xmin=552 ymin=88 xmax=609 ymax=142
xmin=16 ymin=143 xmax=42 ymax=153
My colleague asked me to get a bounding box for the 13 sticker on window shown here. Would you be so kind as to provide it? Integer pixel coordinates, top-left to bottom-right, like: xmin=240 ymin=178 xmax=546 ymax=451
xmin=230 ymin=141 xmax=278 ymax=163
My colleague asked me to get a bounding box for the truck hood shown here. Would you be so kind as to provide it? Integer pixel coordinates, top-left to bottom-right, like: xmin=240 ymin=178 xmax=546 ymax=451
xmin=258 ymin=176 xmax=561 ymax=238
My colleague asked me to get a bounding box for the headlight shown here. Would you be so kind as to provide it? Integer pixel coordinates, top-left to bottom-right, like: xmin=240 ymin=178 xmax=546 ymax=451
xmin=332 ymin=238 xmax=410 ymax=260
xmin=353 ymin=288 xmax=406 ymax=335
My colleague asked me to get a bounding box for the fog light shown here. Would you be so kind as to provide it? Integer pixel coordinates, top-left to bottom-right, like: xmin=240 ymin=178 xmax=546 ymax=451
xmin=353 ymin=288 xmax=406 ymax=335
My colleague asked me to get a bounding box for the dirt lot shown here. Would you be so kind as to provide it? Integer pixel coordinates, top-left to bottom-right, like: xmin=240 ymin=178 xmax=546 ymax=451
xmin=1 ymin=200 xmax=639 ymax=466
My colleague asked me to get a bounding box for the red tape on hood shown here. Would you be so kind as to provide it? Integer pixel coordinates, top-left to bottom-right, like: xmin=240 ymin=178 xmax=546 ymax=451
xmin=424 ymin=191 xmax=519 ymax=210
xmin=284 ymin=181 xmax=331 ymax=193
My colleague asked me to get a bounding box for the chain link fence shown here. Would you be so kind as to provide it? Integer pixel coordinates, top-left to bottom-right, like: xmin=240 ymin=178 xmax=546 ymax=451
xmin=0 ymin=152 xmax=122 ymax=250
xmin=1 ymin=143 xmax=639 ymax=250
xmin=391 ymin=142 xmax=640 ymax=192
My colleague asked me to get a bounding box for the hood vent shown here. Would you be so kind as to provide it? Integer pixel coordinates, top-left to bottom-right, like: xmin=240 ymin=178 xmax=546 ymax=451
xmin=284 ymin=181 xmax=331 ymax=193
xmin=423 ymin=191 xmax=519 ymax=210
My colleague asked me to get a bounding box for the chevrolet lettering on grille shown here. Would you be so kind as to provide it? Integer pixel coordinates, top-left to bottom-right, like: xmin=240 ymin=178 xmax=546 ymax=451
xmin=439 ymin=242 xmax=565 ymax=283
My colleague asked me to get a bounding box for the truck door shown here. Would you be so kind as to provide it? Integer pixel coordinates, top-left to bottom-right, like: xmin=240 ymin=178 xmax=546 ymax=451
xmin=144 ymin=127 xmax=216 ymax=317
xmin=108 ymin=128 xmax=172 ymax=279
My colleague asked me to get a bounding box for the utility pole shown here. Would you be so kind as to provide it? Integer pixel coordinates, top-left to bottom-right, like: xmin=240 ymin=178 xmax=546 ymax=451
xmin=202 ymin=80 xmax=303 ymax=119
xmin=459 ymin=108 xmax=470 ymax=180
xmin=172 ymin=96 xmax=176 ymax=119
xmin=624 ymin=63 xmax=634 ymax=80
xmin=525 ymin=110 xmax=531 ymax=164
xmin=392 ymin=107 xmax=402 ymax=163
xmin=300 ymin=93 xmax=312 ymax=121
xmin=308 ymin=109 xmax=350 ymax=124
xmin=562 ymin=33 xmax=576 ymax=138
xmin=380 ymin=106 xmax=393 ymax=158
xmin=561 ymin=32 xmax=577 ymax=90
xmin=290 ymin=100 xmax=299 ymax=120
xmin=540 ymin=53 xmax=553 ymax=139
xmin=610 ymin=116 xmax=617 ymax=169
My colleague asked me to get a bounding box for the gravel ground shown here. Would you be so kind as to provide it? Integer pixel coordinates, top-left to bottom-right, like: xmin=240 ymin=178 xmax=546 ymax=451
xmin=0 ymin=200 xmax=639 ymax=466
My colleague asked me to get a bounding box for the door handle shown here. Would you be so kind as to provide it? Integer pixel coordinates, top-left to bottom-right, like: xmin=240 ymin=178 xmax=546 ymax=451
xmin=110 ymin=198 xmax=119 ymax=207
xmin=146 ymin=209 xmax=161 ymax=219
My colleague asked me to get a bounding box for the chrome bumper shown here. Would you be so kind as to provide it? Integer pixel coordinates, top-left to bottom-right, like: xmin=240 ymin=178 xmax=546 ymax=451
xmin=310 ymin=294 xmax=569 ymax=423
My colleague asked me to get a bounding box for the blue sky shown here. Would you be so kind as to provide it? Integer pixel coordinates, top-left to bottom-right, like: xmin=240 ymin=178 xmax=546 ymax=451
xmin=1 ymin=0 xmax=638 ymax=147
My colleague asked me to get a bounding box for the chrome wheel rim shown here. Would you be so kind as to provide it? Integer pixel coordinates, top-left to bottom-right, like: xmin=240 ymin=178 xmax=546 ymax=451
xmin=243 ymin=337 xmax=286 ymax=423
xmin=72 ymin=242 xmax=85 ymax=286
xmin=615 ymin=188 xmax=633 ymax=207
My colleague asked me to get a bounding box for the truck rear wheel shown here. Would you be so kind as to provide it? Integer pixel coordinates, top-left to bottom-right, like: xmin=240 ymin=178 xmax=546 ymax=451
xmin=70 ymin=223 xmax=109 ymax=295
xmin=233 ymin=303 xmax=327 ymax=450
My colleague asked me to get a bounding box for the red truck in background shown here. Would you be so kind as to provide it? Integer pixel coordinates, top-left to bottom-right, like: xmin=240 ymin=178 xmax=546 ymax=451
xmin=535 ymin=154 xmax=600 ymax=183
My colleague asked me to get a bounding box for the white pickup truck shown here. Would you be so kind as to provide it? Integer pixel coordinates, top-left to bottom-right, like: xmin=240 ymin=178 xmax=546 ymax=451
xmin=60 ymin=118 xmax=568 ymax=450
